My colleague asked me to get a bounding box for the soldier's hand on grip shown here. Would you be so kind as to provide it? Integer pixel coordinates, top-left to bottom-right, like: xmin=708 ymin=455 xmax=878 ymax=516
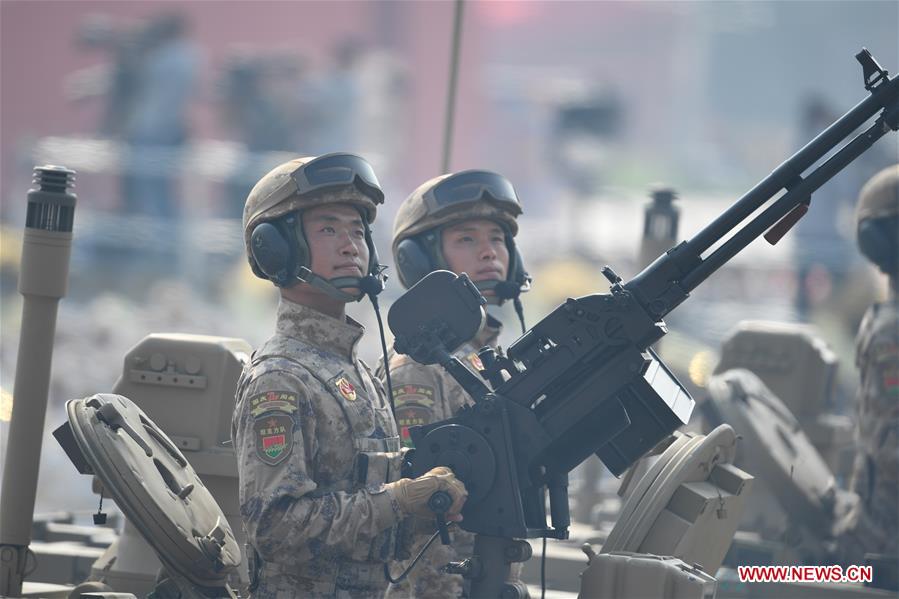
xmin=385 ymin=466 xmax=468 ymax=521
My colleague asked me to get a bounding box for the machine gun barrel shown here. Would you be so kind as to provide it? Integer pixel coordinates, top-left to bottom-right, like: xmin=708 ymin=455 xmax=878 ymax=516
xmin=682 ymin=112 xmax=897 ymax=293
xmin=627 ymin=51 xmax=899 ymax=318
xmin=689 ymin=63 xmax=898 ymax=257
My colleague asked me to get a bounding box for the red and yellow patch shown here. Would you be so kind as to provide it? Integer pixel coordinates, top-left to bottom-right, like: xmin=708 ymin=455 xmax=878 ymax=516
xmin=882 ymin=365 xmax=899 ymax=395
xmin=254 ymin=413 xmax=294 ymax=465
xmin=395 ymin=404 xmax=434 ymax=448
xmin=468 ymin=353 xmax=484 ymax=372
xmin=336 ymin=377 xmax=357 ymax=401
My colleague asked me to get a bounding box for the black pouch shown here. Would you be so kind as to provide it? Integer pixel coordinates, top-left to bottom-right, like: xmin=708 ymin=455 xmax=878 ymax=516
xmin=354 ymin=449 xmax=404 ymax=487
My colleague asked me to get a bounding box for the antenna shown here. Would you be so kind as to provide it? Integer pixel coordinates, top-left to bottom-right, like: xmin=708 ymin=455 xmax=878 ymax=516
xmin=441 ymin=0 xmax=465 ymax=173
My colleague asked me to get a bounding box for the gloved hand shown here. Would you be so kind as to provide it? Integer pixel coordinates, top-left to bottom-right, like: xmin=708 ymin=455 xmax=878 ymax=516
xmin=385 ymin=466 xmax=468 ymax=521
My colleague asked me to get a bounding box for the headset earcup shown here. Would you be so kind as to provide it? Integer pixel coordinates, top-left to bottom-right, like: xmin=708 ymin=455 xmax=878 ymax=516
xmin=395 ymin=237 xmax=435 ymax=288
xmin=858 ymin=217 xmax=898 ymax=275
xmin=250 ymin=222 xmax=295 ymax=287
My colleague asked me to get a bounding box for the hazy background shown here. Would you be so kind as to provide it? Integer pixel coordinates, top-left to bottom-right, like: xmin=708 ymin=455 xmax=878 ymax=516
xmin=0 ymin=0 xmax=896 ymax=515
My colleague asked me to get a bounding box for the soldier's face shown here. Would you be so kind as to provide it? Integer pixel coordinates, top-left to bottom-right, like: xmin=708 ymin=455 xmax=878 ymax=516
xmin=303 ymin=203 xmax=369 ymax=285
xmin=441 ymin=219 xmax=509 ymax=296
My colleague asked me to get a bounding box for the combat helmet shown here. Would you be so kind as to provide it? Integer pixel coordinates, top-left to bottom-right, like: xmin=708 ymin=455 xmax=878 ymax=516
xmin=243 ymin=153 xmax=386 ymax=301
xmin=392 ymin=170 xmax=531 ymax=303
xmin=856 ymin=164 xmax=899 ymax=277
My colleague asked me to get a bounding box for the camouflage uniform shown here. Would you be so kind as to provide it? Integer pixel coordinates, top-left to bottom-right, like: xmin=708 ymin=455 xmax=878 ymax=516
xmin=385 ymin=170 xmax=530 ymax=597
xmin=232 ymin=298 xmax=405 ymax=598
xmin=838 ymin=300 xmax=899 ymax=560
xmin=384 ymin=318 xmax=507 ymax=598
xmin=834 ymin=165 xmax=899 ymax=564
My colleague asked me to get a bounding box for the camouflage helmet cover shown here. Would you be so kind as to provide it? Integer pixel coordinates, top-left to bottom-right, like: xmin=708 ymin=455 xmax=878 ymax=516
xmin=856 ymin=164 xmax=899 ymax=223
xmin=392 ymin=172 xmax=521 ymax=257
xmin=242 ymin=157 xmax=380 ymax=264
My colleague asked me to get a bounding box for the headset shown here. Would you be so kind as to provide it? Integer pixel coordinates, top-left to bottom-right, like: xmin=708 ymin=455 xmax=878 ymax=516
xmin=858 ymin=215 xmax=899 ymax=276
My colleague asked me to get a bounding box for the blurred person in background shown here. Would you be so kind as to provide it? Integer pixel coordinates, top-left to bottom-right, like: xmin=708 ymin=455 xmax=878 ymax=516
xmin=120 ymin=12 xmax=199 ymax=219
xmin=219 ymin=49 xmax=305 ymax=217
xmin=382 ymin=170 xmax=531 ymax=598
xmin=297 ymin=39 xmax=364 ymax=154
xmin=835 ymin=165 xmax=899 ymax=569
xmin=76 ymin=12 xmax=200 ymax=219
xmin=74 ymin=13 xmax=142 ymax=140
xmin=233 ymin=154 xmax=467 ymax=597
xmin=549 ymin=90 xmax=624 ymax=199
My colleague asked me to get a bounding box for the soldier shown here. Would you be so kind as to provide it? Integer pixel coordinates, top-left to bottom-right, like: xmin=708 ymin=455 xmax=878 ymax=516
xmin=232 ymin=153 xmax=468 ymax=598
xmin=836 ymin=164 xmax=899 ymax=565
xmin=384 ymin=170 xmax=531 ymax=597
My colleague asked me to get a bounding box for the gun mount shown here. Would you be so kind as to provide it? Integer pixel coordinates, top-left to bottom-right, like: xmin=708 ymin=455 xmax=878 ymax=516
xmin=390 ymin=49 xmax=899 ymax=598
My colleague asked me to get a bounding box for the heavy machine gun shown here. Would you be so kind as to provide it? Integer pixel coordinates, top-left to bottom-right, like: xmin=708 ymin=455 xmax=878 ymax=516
xmin=388 ymin=49 xmax=899 ymax=598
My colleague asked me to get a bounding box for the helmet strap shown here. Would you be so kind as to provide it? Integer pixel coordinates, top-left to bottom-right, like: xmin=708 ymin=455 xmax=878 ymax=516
xmin=473 ymin=279 xmax=505 ymax=305
xmin=296 ymin=267 xmax=365 ymax=302
xmin=423 ymin=229 xmax=450 ymax=271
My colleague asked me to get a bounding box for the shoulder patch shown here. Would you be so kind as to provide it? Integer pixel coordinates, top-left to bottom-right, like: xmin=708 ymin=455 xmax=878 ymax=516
xmin=395 ymin=403 xmax=434 ymax=448
xmin=248 ymin=390 xmax=299 ymax=418
xmin=392 ymin=384 xmax=435 ymax=407
xmin=882 ymin=365 xmax=899 ymax=395
xmin=872 ymin=340 xmax=899 ymax=363
xmin=254 ymin=413 xmax=294 ymax=465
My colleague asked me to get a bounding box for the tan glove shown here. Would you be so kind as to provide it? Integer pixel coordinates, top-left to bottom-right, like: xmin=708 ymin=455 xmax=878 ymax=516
xmin=385 ymin=466 xmax=468 ymax=519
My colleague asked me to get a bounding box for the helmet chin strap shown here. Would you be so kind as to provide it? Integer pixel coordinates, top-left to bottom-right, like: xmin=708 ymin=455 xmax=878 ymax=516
xmin=296 ymin=266 xmax=368 ymax=302
xmin=473 ymin=279 xmax=502 ymax=303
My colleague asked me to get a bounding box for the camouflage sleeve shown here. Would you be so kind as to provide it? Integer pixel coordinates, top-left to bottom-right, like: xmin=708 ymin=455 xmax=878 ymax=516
xmin=856 ymin=310 xmax=899 ymax=443
xmin=859 ymin=312 xmax=899 ymax=472
xmin=863 ymin=318 xmax=899 ymax=403
xmin=386 ymin=355 xmax=450 ymax=448
xmin=234 ymin=369 xmax=402 ymax=566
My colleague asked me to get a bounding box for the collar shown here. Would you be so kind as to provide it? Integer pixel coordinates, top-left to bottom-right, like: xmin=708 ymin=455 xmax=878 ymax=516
xmin=275 ymin=297 xmax=364 ymax=361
